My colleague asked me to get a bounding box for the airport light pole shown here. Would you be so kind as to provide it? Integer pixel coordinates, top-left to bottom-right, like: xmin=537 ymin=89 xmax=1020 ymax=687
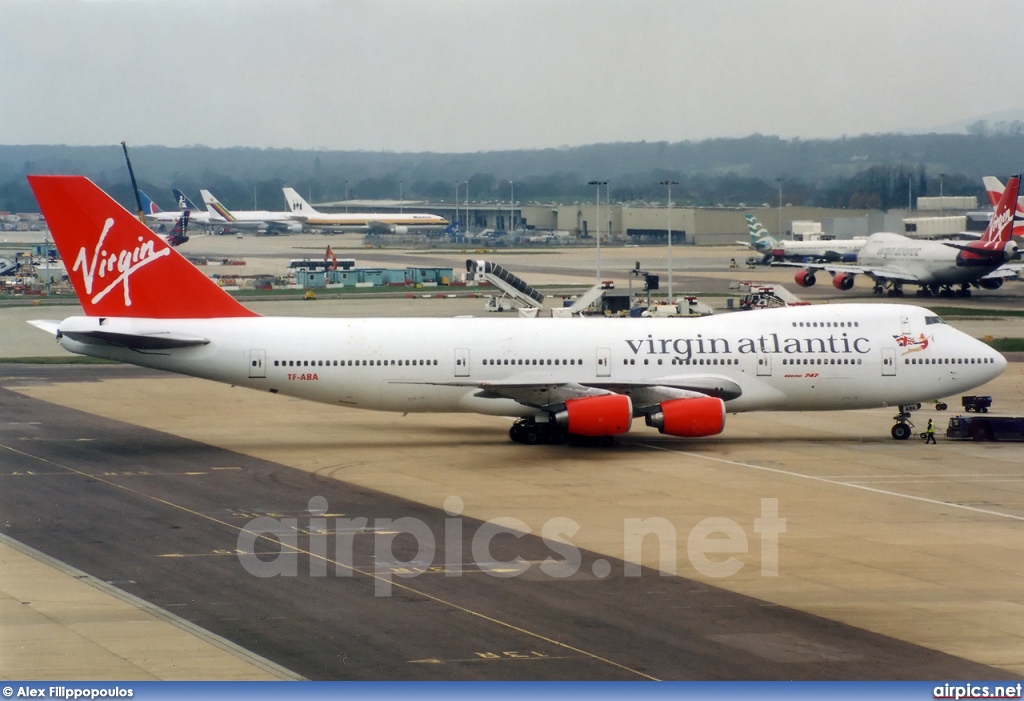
xmin=602 ymin=180 xmax=610 ymax=240
xmin=588 ymin=180 xmax=607 ymax=284
xmin=776 ymin=177 xmax=784 ymax=238
xmin=939 ymin=173 xmax=945 ymax=217
xmin=660 ymin=180 xmax=678 ymax=304
xmin=399 ymin=180 xmax=404 ymax=214
xmin=344 ymin=180 xmax=349 ymax=213
xmin=509 ymin=180 xmax=514 ymax=232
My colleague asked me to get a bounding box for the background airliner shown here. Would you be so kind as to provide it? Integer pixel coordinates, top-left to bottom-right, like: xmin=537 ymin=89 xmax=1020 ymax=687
xmin=743 ymin=214 xmax=865 ymax=263
xmin=138 ymin=189 xmax=211 ymax=228
xmin=787 ymin=176 xmax=1024 ymax=296
xmin=200 ymin=190 xmax=303 ymax=234
xmin=283 ymin=187 xmax=448 ymax=234
xmin=26 ymin=176 xmax=1006 ymax=444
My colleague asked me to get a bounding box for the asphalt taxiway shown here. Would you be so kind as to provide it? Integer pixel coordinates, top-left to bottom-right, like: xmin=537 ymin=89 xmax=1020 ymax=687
xmin=2 ymin=361 xmax=1024 ymax=680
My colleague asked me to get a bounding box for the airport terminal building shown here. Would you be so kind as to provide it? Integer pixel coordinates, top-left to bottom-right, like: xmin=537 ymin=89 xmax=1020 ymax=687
xmin=324 ymin=199 xmax=944 ymax=245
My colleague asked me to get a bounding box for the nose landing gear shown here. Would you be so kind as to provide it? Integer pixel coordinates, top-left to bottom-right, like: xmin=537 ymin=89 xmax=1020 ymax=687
xmin=891 ymin=403 xmax=921 ymax=440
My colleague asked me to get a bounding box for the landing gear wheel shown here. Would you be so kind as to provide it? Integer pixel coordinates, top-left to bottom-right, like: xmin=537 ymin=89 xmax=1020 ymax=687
xmin=891 ymin=423 xmax=912 ymax=440
xmin=509 ymin=418 xmax=568 ymax=445
xmin=935 ymin=402 xmax=947 ymax=411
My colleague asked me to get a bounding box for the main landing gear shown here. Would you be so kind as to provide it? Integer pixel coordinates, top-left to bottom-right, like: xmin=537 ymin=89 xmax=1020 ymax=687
xmin=508 ymin=418 xmax=615 ymax=446
xmin=915 ymin=284 xmax=972 ymax=297
xmin=873 ymin=282 xmax=904 ymax=296
xmin=890 ymin=403 xmax=922 ymax=440
xmin=509 ymin=418 xmax=568 ymax=445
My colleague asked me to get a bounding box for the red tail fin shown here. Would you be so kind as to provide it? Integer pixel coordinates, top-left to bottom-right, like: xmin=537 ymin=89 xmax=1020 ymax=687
xmin=980 ymin=174 xmax=1020 ymax=246
xmin=28 ymin=175 xmax=257 ymax=319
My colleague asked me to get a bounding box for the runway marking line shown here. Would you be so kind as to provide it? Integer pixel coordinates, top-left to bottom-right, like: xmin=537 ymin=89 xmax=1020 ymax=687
xmin=633 ymin=441 xmax=1024 ymax=522
xmin=0 ymin=440 xmax=659 ymax=681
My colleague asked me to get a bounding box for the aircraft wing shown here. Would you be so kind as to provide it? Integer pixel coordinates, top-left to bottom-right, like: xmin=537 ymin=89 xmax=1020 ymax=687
xmin=771 ymin=260 xmax=920 ymax=284
xmin=418 ymin=375 xmax=743 ymax=411
xmin=982 ymin=265 xmax=1024 ymax=280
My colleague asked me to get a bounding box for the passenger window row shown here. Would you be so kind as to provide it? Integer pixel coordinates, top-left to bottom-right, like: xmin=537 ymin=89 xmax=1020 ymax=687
xmin=782 ymin=358 xmax=862 ymax=366
xmin=482 ymin=358 xmax=583 ymax=366
xmin=905 ymin=357 xmax=994 ymax=365
xmin=622 ymin=358 xmax=740 ymax=366
xmin=791 ymin=321 xmax=859 ymax=328
xmin=273 ymin=359 xmax=439 ymax=368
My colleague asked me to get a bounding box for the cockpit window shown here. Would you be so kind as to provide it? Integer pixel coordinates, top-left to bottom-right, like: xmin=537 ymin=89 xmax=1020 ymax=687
xmin=925 ymin=316 xmax=946 ymax=325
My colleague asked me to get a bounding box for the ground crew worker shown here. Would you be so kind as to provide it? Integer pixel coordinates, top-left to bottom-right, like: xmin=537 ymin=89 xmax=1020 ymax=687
xmin=925 ymin=418 xmax=937 ymax=444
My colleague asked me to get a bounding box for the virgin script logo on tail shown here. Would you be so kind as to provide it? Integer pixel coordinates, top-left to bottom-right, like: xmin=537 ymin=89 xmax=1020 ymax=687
xmin=72 ymin=217 xmax=171 ymax=307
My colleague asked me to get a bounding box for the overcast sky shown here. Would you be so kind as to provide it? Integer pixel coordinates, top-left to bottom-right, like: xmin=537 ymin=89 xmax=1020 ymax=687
xmin=1 ymin=0 xmax=1021 ymax=153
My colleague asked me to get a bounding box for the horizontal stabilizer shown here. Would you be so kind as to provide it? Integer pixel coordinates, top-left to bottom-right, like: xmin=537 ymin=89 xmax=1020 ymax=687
xmin=27 ymin=319 xmax=62 ymax=335
xmin=61 ymin=330 xmax=210 ymax=350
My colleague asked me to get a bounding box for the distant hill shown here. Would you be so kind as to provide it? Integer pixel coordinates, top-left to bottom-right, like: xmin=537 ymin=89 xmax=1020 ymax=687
xmin=1 ymin=131 xmax=1020 ymax=213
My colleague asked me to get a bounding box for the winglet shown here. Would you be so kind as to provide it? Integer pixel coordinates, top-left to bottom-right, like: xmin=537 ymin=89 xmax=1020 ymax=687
xmin=28 ymin=175 xmax=257 ymax=319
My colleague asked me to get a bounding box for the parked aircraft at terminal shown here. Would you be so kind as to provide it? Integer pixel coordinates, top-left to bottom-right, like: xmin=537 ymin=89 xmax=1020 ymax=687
xmin=283 ymin=187 xmax=448 ymax=234
xmin=25 ymin=175 xmax=1007 ymax=443
xmin=200 ymin=190 xmax=303 ymax=234
xmin=743 ymin=214 xmax=865 ymax=263
xmin=138 ymin=189 xmax=211 ymax=228
xmin=787 ymin=176 xmax=1024 ymax=296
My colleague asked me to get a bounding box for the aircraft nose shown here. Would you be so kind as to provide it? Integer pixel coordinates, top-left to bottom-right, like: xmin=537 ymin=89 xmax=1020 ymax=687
xmin=993 ymin=350 xmax=1008 ymax=374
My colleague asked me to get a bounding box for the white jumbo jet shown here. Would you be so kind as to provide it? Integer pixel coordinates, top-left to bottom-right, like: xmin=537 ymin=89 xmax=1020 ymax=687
xmin=742 ymin=214 xmax=865 ymax=263
xmin=283 ymin=187 xmax=448 ymax=234
xmin=27 ymin=176 xmax=1007 ymax=443
xmin=200 ymin=190 xmax=303 ymax=234
xmin=787 ymin=176 xmax=1024 ymax=296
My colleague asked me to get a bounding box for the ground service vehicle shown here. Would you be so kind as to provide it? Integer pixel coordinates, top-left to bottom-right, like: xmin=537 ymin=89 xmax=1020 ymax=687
xmin=946 ymin=415 xmax=1024 ymax=441
xmin=962 ymin=395 xmax=992 ymax=413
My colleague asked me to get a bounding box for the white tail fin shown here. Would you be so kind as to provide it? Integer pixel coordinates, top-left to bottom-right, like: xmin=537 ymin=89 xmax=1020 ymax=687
xmin=283 ymin=187 xmax=318 ymax=215
xmin=199 ymin=189 xmax=238 ymax=223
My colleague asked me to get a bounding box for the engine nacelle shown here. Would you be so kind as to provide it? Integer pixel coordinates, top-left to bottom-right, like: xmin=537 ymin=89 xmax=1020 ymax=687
xmin=832 ymin=272 xmax=855 ymax=291
xmin=644 ymin=396 xmax=725 ymax=437
xmin=1004 ymin=240 xmax=1019 ymax=262
xmin=553 ymin=394 xmax=632 ymax=436
xmin=979 ymin=277 xmax=1004 ymax=290
xmin=794 ymin=269 xmax=816 ymax=287
xmin=391 ymin=225 xmax=409 ymax=235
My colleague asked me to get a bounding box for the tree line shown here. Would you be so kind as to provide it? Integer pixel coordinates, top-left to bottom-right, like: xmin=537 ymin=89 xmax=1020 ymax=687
xmin=1 ymin=125 xmax=1020 ymax=214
